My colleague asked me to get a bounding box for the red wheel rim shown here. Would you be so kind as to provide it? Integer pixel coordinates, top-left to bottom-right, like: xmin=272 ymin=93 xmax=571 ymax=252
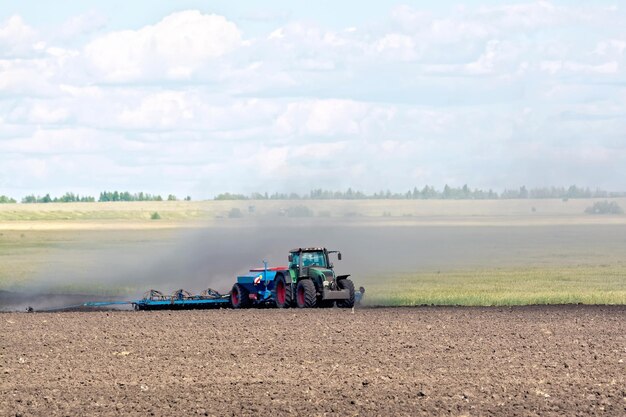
xmin=277 ymin=281 xmax=285 ymax=305
xmin=232 ymin=288 xmax=239 ymax=306
xmin=297 ymin=285 xmax=305 ymax=306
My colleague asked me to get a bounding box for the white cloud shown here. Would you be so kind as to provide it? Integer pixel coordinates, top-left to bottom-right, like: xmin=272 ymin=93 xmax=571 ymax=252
xmin=28 ymin=103 xmax=69 ymax=124
xmin=390 ymin=5 xmax=431 ymax=32
xmin=1 ymin=3 xmax=626 ymax=196
xmin=0 ymin=15 xmax=38 ymax=57
xmin=118 ymin=91 xmax=195 ymax=129
xmin=0 ymin=59 xmax=57 ymax=96
xmin=268 ymin=28 xmax=284 ymax=40
xmin=594 ymin=39 xmax=626 ymax=57
xmin=539 ymin=60 xmax=619 ymax=75
xmin=275 ymin=99 xmax=374 ymax=137
xmin=58 ymin=84 xmax=104 ymax=98
xmin=0 ymin=128 xmax=107 ymax=154
xmin=116 ymin=91 xmax=280 ymax=132
xmin=465 ymin=40 xmax=502 ymax=74
xmin=12 ymin=158 xmax=49 ymax=180
xmin=59 ymin=10 xmax=108 ymax=39
xmin=373 ymin=34 xmax=418 ymax=61
xmin=264 ymin=21 xmax=364 ymax=66
xmin=84 ymin=11 xmax=241 ymax=82
xmin=476 ymin=1 xmax=562 ymax=30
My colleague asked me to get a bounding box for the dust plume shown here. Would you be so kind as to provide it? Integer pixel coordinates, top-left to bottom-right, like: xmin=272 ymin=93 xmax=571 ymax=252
xmin=3 ymin=215 xmax=624 ymax=311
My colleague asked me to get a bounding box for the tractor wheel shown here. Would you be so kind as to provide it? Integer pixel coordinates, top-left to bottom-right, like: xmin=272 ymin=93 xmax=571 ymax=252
xmin=296 ymin=279 xmax=317 ymax=308
xmin=275 ymin=274 xmax=293 ymax=308
xmin=231 ymin=283 xmax=250 ymax=309
xmin=336 ymin=279 xmax=355 ymax=308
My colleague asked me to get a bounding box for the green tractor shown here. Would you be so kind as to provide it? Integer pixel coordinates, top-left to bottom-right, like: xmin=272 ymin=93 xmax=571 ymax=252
xmin=274 ymin=247 xmax=355 ymax=308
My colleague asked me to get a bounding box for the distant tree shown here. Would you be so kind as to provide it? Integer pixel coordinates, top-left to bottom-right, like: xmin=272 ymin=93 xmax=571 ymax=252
xmin=98 ymin=191 xmax=164 ymax=202
xmin=184 ymin=196 xmax=192 ymax=201
xmin=0 ymin=195 xmax=16 ymax=204
xmin=519 ymin=186 xmax=529 ymax=199
xmin=566 ymin=185 xmax=592 ymax=199
xmin=421 ymin=185 xmax=436 ymax=199
xmin=215 ymin=193 xmax=248 ymax=200
xmin=167 ymin=194 xmax=177 ymax=201
xmin=462 ymin=184 xmax=470 ymax=199
xmin=501 ymin=189 xmax=519 ymax=199
xmin=54 ymin=192 xmax=84 ymax=203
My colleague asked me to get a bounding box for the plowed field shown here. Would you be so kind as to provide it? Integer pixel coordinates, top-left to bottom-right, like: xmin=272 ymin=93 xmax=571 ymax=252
xmin=2 ymin=306 xmax=625 ymax=416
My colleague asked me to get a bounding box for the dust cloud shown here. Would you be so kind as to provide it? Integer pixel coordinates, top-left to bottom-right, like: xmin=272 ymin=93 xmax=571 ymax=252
xmin=3 ymin=216 xmax=624 ymax=311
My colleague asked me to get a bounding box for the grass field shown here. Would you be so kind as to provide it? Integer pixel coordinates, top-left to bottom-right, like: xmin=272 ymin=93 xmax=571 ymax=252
xmin=363 ymin=266 xmax=626 ymax=306
xmin=1 ymin=199 xmax=625 ymax=307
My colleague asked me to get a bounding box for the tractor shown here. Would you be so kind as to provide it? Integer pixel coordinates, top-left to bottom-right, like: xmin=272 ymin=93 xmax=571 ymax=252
xmin=230 ymin=247 xmax=355 ymax=309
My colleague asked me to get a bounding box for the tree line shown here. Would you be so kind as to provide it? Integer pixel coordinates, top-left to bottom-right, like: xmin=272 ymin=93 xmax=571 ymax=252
xmin=215 ymin=185 xmax=626 ymax=201
xmin=97 ymin=191 xmax=191 ymax=202
xmin=20 ymin=193 xmax=96 ymax=203
xmin=0 ymin=191 xmax=191 ymax=204
xmin=1 ymin=185 xmax=625 ymax=204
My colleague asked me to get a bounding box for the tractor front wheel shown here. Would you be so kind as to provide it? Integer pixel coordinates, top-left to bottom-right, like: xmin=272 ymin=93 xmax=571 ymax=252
xmin=275 ymin=275 xmax=292 ymax=308
xmin=296 ymin=279 xmax=317 ymax=308
xmin=231 ymin=283 xmax=250 ymax=309
xmin=336 ymin=279 xmax=355 ymax=308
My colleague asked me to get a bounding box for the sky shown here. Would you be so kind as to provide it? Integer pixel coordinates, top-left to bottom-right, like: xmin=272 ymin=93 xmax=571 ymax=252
xmin=0 ymin=0 xmax=625 ymax=199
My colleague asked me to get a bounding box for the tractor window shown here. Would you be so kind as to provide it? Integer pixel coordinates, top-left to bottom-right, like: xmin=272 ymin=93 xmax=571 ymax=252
xmin=290 ymin=253 xmax=299 ymax=269
xmin=302 ymin=251 xmax=326 ymax=267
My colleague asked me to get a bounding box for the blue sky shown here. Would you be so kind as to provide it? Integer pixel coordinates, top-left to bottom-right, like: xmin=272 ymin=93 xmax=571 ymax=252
xmin=1 ymin=1 xmax=625 ymax=198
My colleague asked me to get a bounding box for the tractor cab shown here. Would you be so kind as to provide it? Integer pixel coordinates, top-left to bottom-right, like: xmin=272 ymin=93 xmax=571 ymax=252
xmin=288 ymin=247 xmax=341 ymax=277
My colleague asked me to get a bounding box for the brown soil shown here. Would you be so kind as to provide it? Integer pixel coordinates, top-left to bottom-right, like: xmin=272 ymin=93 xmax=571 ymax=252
xmin=1 ymin=306 xmax=625 ymax=416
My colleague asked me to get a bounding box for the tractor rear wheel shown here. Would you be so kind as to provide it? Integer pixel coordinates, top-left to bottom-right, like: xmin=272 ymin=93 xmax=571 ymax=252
xmin=231 ymin=283 xmax=250 ymax=309
xmin=336 ymin=278 xmax=355 ymax=308
xmin=275 ymin=274 xmax=292 ymax=308
xmin=296 ymin=279 xmax=317 ymax=308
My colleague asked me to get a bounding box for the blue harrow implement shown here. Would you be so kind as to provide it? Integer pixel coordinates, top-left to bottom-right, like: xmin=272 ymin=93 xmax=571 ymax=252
xmin=65 ymin=288 xmax=230 ymax=311
xmin=131 ymin=288 xmax=230 ymax=310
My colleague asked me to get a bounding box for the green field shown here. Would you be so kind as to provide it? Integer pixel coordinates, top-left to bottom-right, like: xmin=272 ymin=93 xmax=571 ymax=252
xmin=1 ymin=199 xmax=625 ymax=306
xmin=363 ymin=266 xmax=626 ymax=306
